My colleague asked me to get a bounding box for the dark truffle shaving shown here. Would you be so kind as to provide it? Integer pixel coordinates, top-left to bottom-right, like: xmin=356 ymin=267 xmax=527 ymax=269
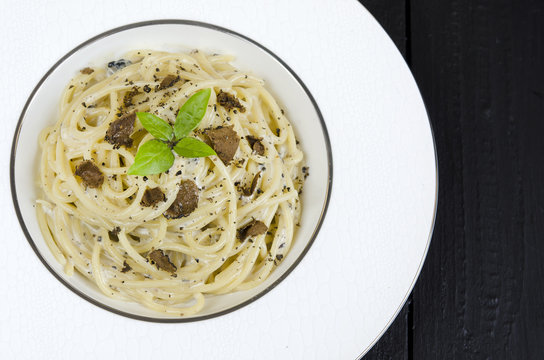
xmin=217 ymin=90 xmax=245 ymax=112
xmin=75 ymin=160 xmax=104 ymax=188
xmin=205 ymin=126 xmax=240 ymax=165
xmin=104 ymin=112 xmax=135 ymax=149
xmin=108 ymin=226 xmax=121 ymax=242
xmin=164 ymin=180 xmax=199 ymax=219
xmin=148 ymin=249 xmax=177 ymax=273
xmin=121 ymin=261 xmax=132 ymax=273
xmin=158 ymin=75 xmax=180 ymax=90
xmin=246 ymin=135 xmax=265 ymax=156
xmin=243 ymin=171 xmax=261 ymax=196
xmin=141 ymin=187 xmax=165 ymax=207
xmin=237 ymin=220 xmax=268 ymax=241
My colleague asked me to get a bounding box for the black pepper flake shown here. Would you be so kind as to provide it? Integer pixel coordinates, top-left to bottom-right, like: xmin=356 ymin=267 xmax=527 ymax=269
xmin=108 ymin=59 xmax=132 ymax=72
xmin=276 ymin=254 xmax=284 ymax=261
xmin=275 ymin=128 xmax=280 ymax=136
xmin=302 ymin=166 xmax=310 ymax=180
xmin=176 ymin=170 xmax=182 ymax=176
xmin=143 ymin=84 xmax=152 ymax=93
xmin=123 ymin=86 xmax=140 ymax=107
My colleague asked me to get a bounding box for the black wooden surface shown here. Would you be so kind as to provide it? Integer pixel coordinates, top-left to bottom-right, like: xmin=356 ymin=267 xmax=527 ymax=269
xmin=359 ymin=1 xmax=544 ymax=359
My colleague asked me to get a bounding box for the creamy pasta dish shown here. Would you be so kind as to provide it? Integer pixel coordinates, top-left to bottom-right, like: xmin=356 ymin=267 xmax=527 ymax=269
xmin=36 ymin=50 xmax=307 ymax=316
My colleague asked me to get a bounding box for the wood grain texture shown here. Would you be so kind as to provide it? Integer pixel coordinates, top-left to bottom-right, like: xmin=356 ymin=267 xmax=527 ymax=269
xmin=357 ymin=1 xmax=410 ymax=359
xmin=360 ymin=0 xmax=544 ymax=359
xmin=410 ymin=0 xmax=544 ymax=358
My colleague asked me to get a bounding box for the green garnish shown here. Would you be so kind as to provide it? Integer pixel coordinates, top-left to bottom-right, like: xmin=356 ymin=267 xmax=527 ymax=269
xmin=137 ymin=112 xmax=174 ymax=141
xmin=174 ymin=88 xmax=212 ymax=139
xmin=128 ymin=140 xmax=174 ymax=175
xmin=173 ymin=137 xmax=217 ymax=158
xmin=127 ymin=88 xmax=215 ymax=176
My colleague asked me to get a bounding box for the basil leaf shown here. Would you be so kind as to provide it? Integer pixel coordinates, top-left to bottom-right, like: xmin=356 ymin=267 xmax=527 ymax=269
xmin=173 ymin=137 xmax=217 ymax=158
xmin=127 ymin=140 xmax=174 ymax=175
xmin=137 ymin=112 xmax=174 ymax=141
xmin=174 ymin=88 xmax=211 ymax=139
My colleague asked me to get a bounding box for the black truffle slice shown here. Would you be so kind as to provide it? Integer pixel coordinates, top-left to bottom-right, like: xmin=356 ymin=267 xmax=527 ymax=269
xmin=243 ymin=171 xmax=261 ymax=196
xmin=163 ymin=180 xmax=199 ymax=219
xmin=120 ymin=260 xmax=132 ymax=273
xmin=104 ymin=112 xmax=136 ymax=149
xmin=148 ymin=249 xmax=177 ymax=274
xmin=75 ymin=160 xmax=104 ymax=188
xmin=141 ymin=187 xmax=165 ymax=207
xmin=205 ymin=126 xmax=240 ymax=165
xmin=216 ymin=90 xmax=245 ymax=112
xmin=237 ymin=220 xmax=268 ymax=241
xmin=158 ymin=75 xmax=180 ymax=90
xmin=246 ymin=135 xmax=265 ymax=156
xmin=108 ymin=226 xmax=121 ymax=242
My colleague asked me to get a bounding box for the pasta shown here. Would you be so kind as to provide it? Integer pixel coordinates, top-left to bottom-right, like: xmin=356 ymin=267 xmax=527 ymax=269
xmin=36 ymin=50 xmax=306 ymax=316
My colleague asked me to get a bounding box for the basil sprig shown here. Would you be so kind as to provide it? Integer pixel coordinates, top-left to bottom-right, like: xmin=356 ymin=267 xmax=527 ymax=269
xmin=127 ymin=88 xmax=216 ymax=176
xmin=174 ymin=88 xmax=212 ymax=139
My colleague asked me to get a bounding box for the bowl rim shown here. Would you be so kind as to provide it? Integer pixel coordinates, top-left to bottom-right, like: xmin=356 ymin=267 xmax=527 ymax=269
xmin=9 ymin=19 xmax=333 ymax=323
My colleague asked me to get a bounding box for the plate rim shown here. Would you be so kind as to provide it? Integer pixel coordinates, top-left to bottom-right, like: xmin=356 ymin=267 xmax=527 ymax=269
xmin=355 ymin=3 xmax=439 ymax=358
xmin=9 ymin=19 xmax=334 ymax=323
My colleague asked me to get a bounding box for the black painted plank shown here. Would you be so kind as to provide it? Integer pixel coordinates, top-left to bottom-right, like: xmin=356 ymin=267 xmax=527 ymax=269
xmin=359 ymin=0 xmax=407 ymax=56
xmin=364 ymin=301 xmax=411 ymax=360
xmin=357 ymin=1 xmax=410 ymax=359
xmin=410 ymin=0 xmax=544 ymax=358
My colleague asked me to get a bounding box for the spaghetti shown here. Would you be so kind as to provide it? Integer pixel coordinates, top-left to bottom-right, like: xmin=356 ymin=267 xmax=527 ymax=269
xmin=36 ymin=50 xmax=305 ymax=316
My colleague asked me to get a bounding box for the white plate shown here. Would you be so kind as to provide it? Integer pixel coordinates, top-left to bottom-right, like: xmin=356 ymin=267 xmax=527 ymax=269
xmin=2 ymin=1 xmax=437 ymax=359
